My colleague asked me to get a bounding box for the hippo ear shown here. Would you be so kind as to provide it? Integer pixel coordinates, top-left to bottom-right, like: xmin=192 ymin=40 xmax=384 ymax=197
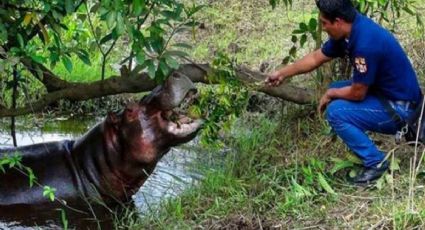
xmin=124 ymin=105 xmax=139 ymax=122
xmin=106 ymin=112 xmax=120 ymax=129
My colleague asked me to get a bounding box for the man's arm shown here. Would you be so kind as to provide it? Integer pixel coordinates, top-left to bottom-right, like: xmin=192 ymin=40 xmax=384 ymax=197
xmin=265 ymin=49 xmax=332 ymax=86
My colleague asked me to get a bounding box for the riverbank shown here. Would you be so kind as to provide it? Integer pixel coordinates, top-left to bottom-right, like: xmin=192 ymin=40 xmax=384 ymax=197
xmin=117 ymin=104 xmax=425 ymax=229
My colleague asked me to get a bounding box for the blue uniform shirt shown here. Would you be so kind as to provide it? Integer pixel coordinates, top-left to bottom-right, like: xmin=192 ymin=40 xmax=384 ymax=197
xmin=322 ymin=13 xmax=421 ymax=103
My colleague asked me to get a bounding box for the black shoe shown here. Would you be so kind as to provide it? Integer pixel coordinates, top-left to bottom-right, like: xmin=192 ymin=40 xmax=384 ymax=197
xmin=347 ymin=160 xmax=389 ymax=186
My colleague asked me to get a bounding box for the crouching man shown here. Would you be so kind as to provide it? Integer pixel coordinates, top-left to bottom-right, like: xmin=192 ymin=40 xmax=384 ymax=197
xmin=265 ymin=0 xmax=421 ymax=185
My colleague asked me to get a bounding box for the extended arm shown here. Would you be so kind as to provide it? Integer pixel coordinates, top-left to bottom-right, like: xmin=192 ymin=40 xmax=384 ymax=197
xmin=265 ymin=49 xmax=332 ymax=86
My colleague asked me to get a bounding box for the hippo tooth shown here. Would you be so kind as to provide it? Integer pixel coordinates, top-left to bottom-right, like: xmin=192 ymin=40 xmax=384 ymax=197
xmin=167 ymin=120 xmax=203 ymax=137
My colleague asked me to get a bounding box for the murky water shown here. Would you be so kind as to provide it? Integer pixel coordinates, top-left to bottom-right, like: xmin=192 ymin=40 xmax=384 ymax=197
xmin=0 ymin=117 xmax=209 ymax=229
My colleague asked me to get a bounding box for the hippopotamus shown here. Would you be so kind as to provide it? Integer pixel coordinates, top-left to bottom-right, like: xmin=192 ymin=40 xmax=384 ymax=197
xmin=0 ymin=73 xmax=202 ymax=226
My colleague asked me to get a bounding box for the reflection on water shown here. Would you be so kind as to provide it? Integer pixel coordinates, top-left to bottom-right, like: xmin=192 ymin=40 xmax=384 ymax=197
xmin=135 ymin=145 xmax=203 ymax=214
xmin=0 ymin=117 xmax=207 ymax=229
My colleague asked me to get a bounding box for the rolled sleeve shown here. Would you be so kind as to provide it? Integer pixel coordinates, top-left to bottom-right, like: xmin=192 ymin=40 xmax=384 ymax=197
xmin=321 ymin=39 xmax=345 ymax=58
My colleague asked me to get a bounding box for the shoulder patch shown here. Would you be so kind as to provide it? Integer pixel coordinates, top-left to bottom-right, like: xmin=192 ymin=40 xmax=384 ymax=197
xmin=354 ymin=57 xmax=367 ymax=74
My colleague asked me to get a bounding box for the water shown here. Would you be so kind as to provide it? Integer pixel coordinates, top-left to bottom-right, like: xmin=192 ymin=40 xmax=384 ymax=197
xmin=0 ymin=117 xmax=208 ymax=229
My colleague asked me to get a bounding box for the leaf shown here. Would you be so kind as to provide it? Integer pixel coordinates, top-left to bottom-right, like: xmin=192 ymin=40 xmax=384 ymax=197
xmin=43 ymin=3 xmax=51 ymax=12
xmin=76 ymin=50 xmax=91 ymax=66
xmin=165 ymin=55 xmax=180 ymax=69
xmin=359 ymin=0 xmax=366 ymax=13
xmin=90 ymin=3 xmax=100 ymax=13
xmin=385 ymin=174 xmax=393 ymax=185
xmin=299 ymin=22 xmax=308 ymax=31
xmin=49 ymin=193 xmax=55 ymax=202
xmin=30 ymin=54 xmax=46 ymax=64
xmin=291 ymin=178 xmax=313 ymax=198
xmin=146 ymin=60 xmax=157 ymax=79
xmin=417 ymin=14 xmax=423 ymax=27
xmin=291 ymin=35 xmax=297 ymax=43
xmin=35 ymin=66 xmax=44 ymax=80
xmin=300 ymin=34 xmax=307 ymax=47
xmin=402 ymin=6 xmax=415 ymax=16
xmin=53 ymin=33 xmax=61 ymax=47
xmin=28 ymin=173 xmax=36 ymax=187
xmin=115 ymin=13 xmax=125 ymax=35
xmin=172 ymin=43 xmax=192 ymax=49
xmin=133 ymin=0 xmax=145 ymax=16
xmin=378 ymin=0 xmax=387 ymax=6
xmin=187 ymin=4 xmax=205 ymax=17
xmin=49 ymin=51 xmax=60 ymax=67
xmin=348 ymin=169 xmax=357 ymax=178
xmin=292 ymin=29 xmax=304 ymax=34
xmin=344 ymin=153 xmax=363 ymax=165
xmin=23 ymin=12 xmax=33 ymax=26
xmin=106 ymin=11 xmax=117 ymax=28
xmin=289 ymin=46 xmax=297 ymax=57
xmin=375 ymin=175 xmax=385 ymax=190
xmin=61 ymin=56 xmax=73 ymax=73
xmin=0 ymin=23 xmax=7 ymax=42
xmin=38 ymin=22 xmax=50 ymax=44
xmin=135 ymin=52 xmax=145 ymax=65
xmin=161 ymin=10 xmax=178 ymax=20
xmin=65 ymin=0 xmax=74 ymax=13
xmin=330 ymin=158 xmax=354 ymax=175
xmin=159 ymin=59 xmax=170 ymax=76
xmin=308 ymin=18 xmax=317 ymax=31
xmin=61 ymin=209 xmax=68 ymax=230
xmin=17 ymin=33 xmax=24 ymax=48
xmin=188 ymin=105 xmax=202 ymax=119
xmin=269 ymin=0 xmax=277 ymax=9
xmin=282 ymin=56 xmax=291 ymax=65
xmin=165 ymin=50 xmax=189 ymax=58
xmin=389 ymin=158 xmax=400 ymax=171
xmin=317 ymin=173 xmax=337 ymax=195
xmin=43 ymin=186 xmax=56 ymax=202
xmin=25 ymin=167 xmax=37 ymax=187
xmin=99 ymin=33 xmax=113 ymax=45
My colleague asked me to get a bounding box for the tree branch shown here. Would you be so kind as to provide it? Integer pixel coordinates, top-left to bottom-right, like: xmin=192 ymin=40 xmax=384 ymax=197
xmin=0 ymin=64 xmax=315 ymax=117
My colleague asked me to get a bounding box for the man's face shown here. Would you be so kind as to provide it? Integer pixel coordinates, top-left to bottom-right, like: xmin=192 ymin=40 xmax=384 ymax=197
xmin=319 ymin=14 xmax=345 ymax=40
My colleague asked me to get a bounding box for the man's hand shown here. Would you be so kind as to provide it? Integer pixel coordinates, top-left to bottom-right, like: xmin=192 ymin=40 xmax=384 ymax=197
xmin=318 ymin=92 xmax=332 ymax=115
xmin=265 ymin=71 xmax=284 ymax=87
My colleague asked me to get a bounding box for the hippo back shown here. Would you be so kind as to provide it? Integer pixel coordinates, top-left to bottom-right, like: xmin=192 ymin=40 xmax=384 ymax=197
xmin=0 ymin=141 xmax=81 ymax=207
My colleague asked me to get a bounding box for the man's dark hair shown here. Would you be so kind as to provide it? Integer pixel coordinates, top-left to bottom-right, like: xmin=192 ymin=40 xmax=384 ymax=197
xmin=316 ymin=0 xmax=357 ymax=23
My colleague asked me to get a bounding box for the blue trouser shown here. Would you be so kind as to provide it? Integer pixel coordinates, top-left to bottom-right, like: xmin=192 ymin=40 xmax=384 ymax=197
xmin=325 ymin=80 xmax=414 ymax=167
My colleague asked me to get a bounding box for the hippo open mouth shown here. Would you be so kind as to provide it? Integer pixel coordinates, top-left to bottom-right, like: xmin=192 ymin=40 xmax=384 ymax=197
xmin=163 ymin=90 xmax=203 ymax=138
xmin=141 ymin=72 xmax=203 ymax=138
